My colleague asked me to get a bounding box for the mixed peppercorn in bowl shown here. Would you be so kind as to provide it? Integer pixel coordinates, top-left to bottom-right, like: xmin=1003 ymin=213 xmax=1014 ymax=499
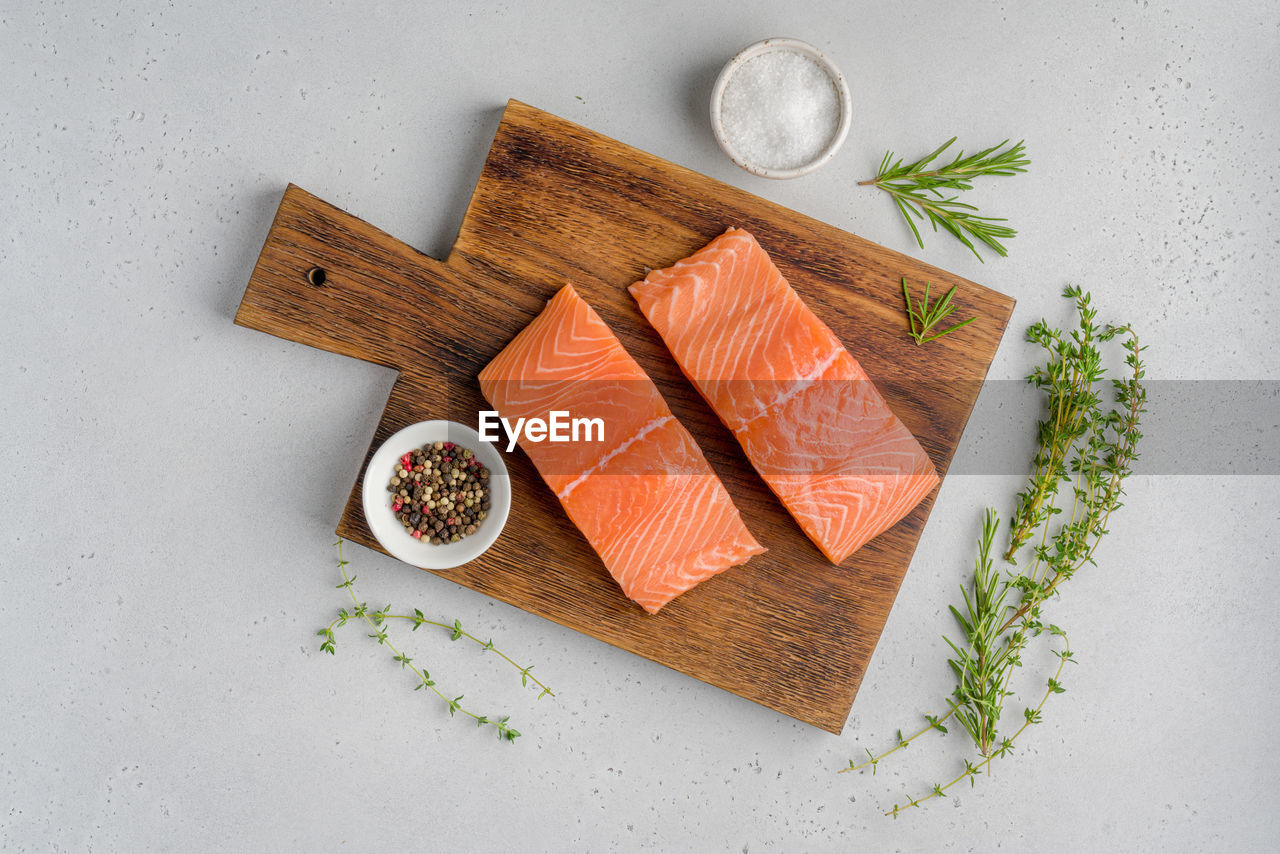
xmin=361 ymin=421 xmax=511 ymax=570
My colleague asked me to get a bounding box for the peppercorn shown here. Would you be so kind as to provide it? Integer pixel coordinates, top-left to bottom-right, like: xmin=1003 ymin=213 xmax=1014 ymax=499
xmin=387 ymin=440 xmax=490 ymax=546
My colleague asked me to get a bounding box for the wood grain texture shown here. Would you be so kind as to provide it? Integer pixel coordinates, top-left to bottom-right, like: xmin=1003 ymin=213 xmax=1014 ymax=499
xmin=234 ymin=100 xmax=1015 ymax=733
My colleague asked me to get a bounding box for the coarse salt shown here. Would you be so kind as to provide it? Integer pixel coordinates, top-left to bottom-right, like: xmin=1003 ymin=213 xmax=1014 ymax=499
xmin=720 ymin=50 xmax=841 ymax=172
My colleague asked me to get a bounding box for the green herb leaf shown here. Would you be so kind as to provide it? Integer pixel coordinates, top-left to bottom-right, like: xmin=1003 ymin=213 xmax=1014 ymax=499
xmin=860 ymin=138 xmax=1029 ymax=261
xmin=319 ymin=538 xmax=555 ymax=744
xmin=842 ymin=289 xmax=1145 ymax=818
xmin=902 ymin=278 xmax=976 ymax=345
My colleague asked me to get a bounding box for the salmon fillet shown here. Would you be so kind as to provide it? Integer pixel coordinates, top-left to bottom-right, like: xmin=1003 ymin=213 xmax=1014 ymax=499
xmin=478 ymin=284 xmax=765 ymax=613
xmin=629 ymin=229 xmax=939 ymax=564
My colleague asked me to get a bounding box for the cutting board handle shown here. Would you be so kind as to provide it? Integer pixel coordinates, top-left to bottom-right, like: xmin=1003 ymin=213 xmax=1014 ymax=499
xmin=234 ymin=184 xmax=460 ymax=369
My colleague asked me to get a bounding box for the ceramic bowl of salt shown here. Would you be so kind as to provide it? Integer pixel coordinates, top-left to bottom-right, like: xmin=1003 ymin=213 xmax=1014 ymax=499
xmin=710 ymin=38 xmax=852 ymax=179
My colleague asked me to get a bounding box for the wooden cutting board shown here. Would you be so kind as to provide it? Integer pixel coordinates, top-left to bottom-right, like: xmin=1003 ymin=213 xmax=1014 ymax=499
xmin=235 ymin=100 xmax=1014 ymax=733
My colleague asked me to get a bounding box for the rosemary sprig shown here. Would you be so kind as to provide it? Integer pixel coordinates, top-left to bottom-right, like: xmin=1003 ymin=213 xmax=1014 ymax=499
xmin=317 ymin=539 xmax=553 ymax=741
xmin=943 ymin=509 xmax=1010 ymax=756
xmin=902 ymin=278 xmax=976 ymax=345
xmin=859 ymin=137 xmax=1029 ymax=261
xmin=842 ymin=287 xmax=1145 ymax=814
xmin=853 ymin=628 xmax=1074 ymax=818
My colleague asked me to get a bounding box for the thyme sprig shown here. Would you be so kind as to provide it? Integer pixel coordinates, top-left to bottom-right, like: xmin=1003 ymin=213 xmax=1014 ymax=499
xmin=842 ymin=287 xmax=1146 ymax=815
xmin=902 ymin=278 xmax=976 ymax=345
xmin=859 ymin=137 xmax=1029 ymax=261
xmin=842 ymin=625 xmax=1073 ymax=818
xmin=320 ymin=607 xmax=553 ymax=699
xmin=316 ymin=539 xmax=554 ymax=741
xmin=1005 ymin=286 xmax=1146 ymax=566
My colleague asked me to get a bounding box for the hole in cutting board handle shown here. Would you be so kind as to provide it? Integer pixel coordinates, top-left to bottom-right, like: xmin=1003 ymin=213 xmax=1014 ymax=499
xmin=306 ymin=266 xmax=326 ymax=287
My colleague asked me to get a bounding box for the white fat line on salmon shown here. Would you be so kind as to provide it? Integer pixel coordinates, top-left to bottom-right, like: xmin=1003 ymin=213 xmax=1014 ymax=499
xmin=477 ymin=410 xmax=605 ymax=453
xmin=735 ymin=346 xmax=843 ymax=430
xmin=556 ymin=416 xmax=673 ymax=501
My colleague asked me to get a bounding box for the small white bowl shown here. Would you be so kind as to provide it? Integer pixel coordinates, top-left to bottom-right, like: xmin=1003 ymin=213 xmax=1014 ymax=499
xmin=710 ymin=38 xmax=853 ymax=179
xmin=361 ymin=420 xmax=510 ymax=570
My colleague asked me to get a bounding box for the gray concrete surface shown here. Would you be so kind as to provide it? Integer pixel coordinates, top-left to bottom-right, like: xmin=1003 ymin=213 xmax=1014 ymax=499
xmin=3 ymin=1 xmax=1277 ymax=850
